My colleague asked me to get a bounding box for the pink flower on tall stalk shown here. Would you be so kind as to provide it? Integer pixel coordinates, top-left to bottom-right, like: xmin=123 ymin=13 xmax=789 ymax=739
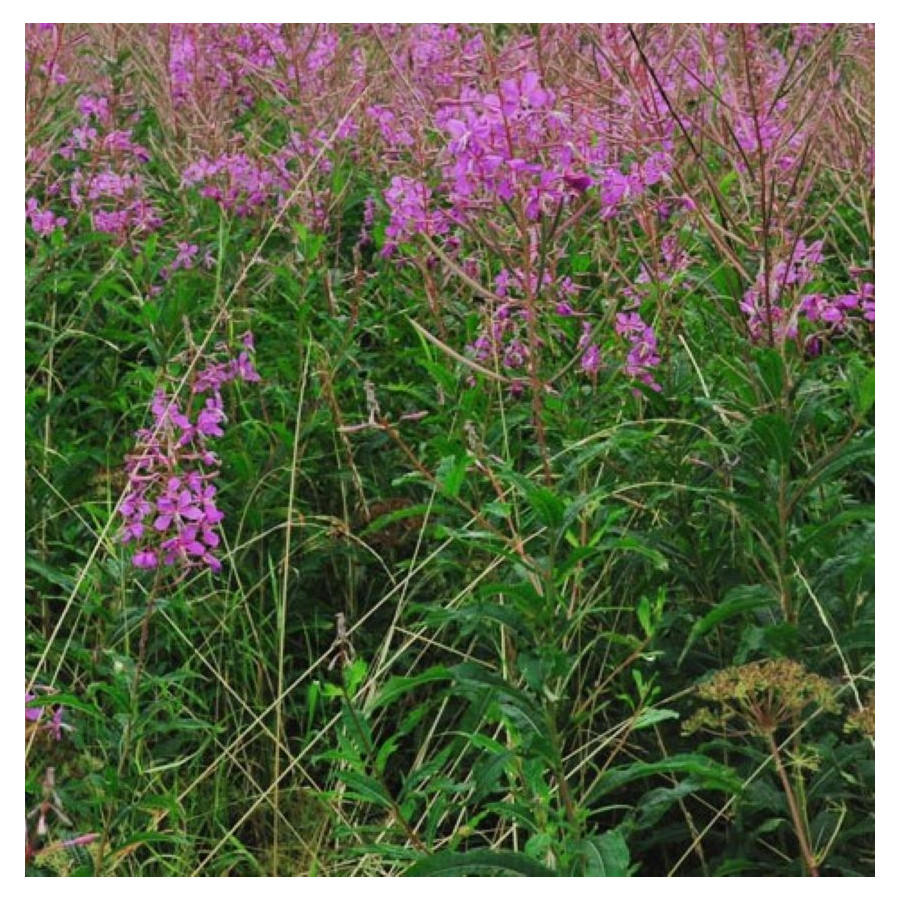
xmin=119 ymin=334 xmax=260 ymax=575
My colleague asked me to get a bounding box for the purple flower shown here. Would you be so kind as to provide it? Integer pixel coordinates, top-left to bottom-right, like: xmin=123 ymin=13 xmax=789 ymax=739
xmin=862 ymin=299 xmax=875 ymax=322
xmin=502 ymin=340 xmax=528 ymax=370
xmin=615 ymin=312 xmax=662 ymax=391
xmin=173 ymin=241 xmax=199 ymax=271
xmin=26 ymin=198 xmax=67 ymax=237
xmin=77 ymin=95 xmax=109 ymax=122
xmin=581 ymin=344 xmax=601 ymax=375
xmin=47 ymin=707 xmax=66 ymax=741
xmin=197 ymin=397 xmax=225 ymax=438
xmin=132 ymin=548 xmax=158 ymax=569
xmin=231 ymin=352 xmax=260 ymax=383
xmin=25 ymin=693 xmax=43 ymax=723
xmin=563 ymin=171 xmax=593 ymax=193
xmin=154 ymin=480 xmax=204 ymax=532
xmin=384 ymin=176 xmax=448 ymax=243
xmin=119 ymin=335 xmax=260 ymax=575
xmin=25 ymin=691 xmax=70 ymax=739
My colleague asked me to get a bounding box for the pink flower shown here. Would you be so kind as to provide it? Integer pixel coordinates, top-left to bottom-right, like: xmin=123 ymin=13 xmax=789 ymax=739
xmin=581 ymin=344 xmax=601 ymax=375
xmin=25 ymin=693 xmax=43 ymax=723
xmin=120 ymin=335 xmax=260 ymax=575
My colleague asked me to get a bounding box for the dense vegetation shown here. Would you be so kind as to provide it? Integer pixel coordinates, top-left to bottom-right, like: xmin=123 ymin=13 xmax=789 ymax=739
xmin=25 ymin=24 xmax=874 ymax=876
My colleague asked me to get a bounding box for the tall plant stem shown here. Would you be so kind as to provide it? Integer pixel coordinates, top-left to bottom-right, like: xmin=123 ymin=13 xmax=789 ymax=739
xmin=766 ymin=731 xmax=819 ymax=877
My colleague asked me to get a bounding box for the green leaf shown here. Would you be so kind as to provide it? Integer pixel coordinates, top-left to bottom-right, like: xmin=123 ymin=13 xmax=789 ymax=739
xmin=436 ymin=453 xmax=470 ymax=499
xmin=452 ymin=663 xmax=552 ymax=756
xmin=26 ymin=693 xmax=103 ymax=720
xmin=575 ymin=830 xmax=630 ymax=876
xmin=483 ymin=500 xmax=512 ymax=518
xmin=749 ymin=413 xmax=792 ymax=465
xmin=796 ymin=506 xmax=874 ymax=559
xmin=854 ymin=366 xmax=875 ymax=416
xmin=590 ymin=753 xmax=743 ymax=801
xmin=369 ymin=667 xmax=453 ymax=711
xmin=475 ymin=581 xmax=546 ymax=619
xmin=343 ymin=657 xmax=369 ymax=696
xmin=359 ymin=502 xmax=438 ymax=538
xmin=753 ymin=348 xmax=786 ymax=400
xmin=25 ymin=556 xmax=76 ymax=593
xmin=337 ymin=770 xmax=392 ymax=808
xmin=633 ymin=780 xmax=703 ymax=829
xmin=471 ymin=749 xmax=515 ymax=803
xmin=636 ymin=595 xmax=653 ymax=636
xmin=375 ymin=735 xmax=400 ymax=775
xmin=632 ymin=708 xmax=680 ymax=730
xmin=735 ymin=622 xmax=800 ymax=662
xmin=306 ymin=681 xmax=320 ymax=733
xmin=792 ymin=430 xmax=873 ymax=503
xmin=499 ymin=469 xmax=566 ymax=530
xmin=609 ymin=535 xmax=669 ymax=571
xmin=718 ymin=171 xmax=738 ymax=195
xmin=679 ymin=584 xmax=778 ymax=665
xmin=430 ymin=600 xmax=535 ymax=640
xmin=405 ymin=850 xmax=557 ymax=877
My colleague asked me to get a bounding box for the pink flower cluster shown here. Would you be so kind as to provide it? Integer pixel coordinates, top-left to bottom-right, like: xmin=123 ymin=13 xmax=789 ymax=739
xmin=578 ymin=322 xmax=602 ymax=376
xmin=25 ymin=24 xmax=875 ymax=403
xmin=741 ymin=239 xmax=825 ymax=342
xmin=800 ymin=283 xmax=875 ymax=328
xmin=383 ymin=175 xmax=448 ymax=247
xmin=423 ymin=44 xmax=681 ymax=229
xmin=169 ymin=23 xmax=289 ymax=109
xmin=799 ymin=275 xmax=874 ymax=355
xmin=120 ymin=334 xmax=260 ymax=574
xmin=437 ymin=71 xmax=572 ymax=221
xmin=53 ymin=99 xmax=160 ymax=242
xmin=718 ymin=27 xmax=821 ymax=175
xmin=470 ymin=303 xmax=532 ymax=374
xmin=616 ymin=313 xmax=662 ymax=392
xmin=741 ymin=240 xmax=874 ymax=347
xmin=431 ymin=68 xmax=672 ymax=228
xmin=182 ymin=153 xmax=292 ymax=218
xmin=468 ymin=262 xmax=582 ymax=383
xmin=25 ymin=197 xmax=67 ymax=236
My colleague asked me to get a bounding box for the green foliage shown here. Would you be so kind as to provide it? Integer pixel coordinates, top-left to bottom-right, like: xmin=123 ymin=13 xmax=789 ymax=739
xmin=404 ymin=849 xmax=558 ymax=877
xmin=26 ymin=24 xmax=873 ymax=878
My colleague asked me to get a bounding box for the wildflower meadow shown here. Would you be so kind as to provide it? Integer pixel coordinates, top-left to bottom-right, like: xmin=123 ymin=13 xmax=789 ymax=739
xmin=25 ymin=23 xmax=874 ymax=877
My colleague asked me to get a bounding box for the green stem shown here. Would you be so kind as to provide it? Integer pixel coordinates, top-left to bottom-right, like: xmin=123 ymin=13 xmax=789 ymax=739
xmin=766 ymin=731 xmax=819 ymax=877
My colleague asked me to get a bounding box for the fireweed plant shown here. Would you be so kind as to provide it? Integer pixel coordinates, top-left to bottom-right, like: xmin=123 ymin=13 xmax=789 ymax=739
xmin=26 ymin=24 xmax=872 ymax=876
xmin=119 ymin=333 xmax=261 ymax=575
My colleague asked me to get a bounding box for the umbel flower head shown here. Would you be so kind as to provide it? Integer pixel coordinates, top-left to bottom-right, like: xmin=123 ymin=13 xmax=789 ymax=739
xmin=844 ymin=693 xmax=875 ymax=741
xmin=683 ymin=658 xmax=839 ymax=738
